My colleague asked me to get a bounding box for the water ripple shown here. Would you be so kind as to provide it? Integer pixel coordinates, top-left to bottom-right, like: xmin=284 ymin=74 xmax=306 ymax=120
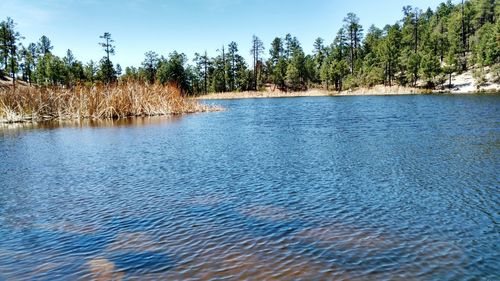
xmin=0 ymin=95 xmax=498 ymax=280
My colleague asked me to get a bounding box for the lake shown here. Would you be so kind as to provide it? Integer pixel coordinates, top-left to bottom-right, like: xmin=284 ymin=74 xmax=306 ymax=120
xmin=0 ymin=95 xmax=498 ymax=280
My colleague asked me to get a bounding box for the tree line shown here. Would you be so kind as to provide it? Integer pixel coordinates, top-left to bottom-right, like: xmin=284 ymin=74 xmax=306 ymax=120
xmin=1 ymin=0 xmax=498 ymax=94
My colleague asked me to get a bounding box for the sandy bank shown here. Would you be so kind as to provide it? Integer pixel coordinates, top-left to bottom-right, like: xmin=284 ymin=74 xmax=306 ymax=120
xmin=195 ymin=86 xmax=428 ymax=100
xmin=444 ymin=69 xmax=500 ymax=94
xmin=195 ymin=89 xmax=332 ymax=100
xmin=337 ymin=85 xmax=423 ymax=96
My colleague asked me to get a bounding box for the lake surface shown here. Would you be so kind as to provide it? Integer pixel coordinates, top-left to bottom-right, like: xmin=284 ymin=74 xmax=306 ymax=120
xmin=0 ymin=95 xmax=499 ymax=280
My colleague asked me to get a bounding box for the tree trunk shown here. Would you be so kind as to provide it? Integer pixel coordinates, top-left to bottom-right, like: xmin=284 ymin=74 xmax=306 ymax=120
xmin=222 ymin=46 xmax=226 ymax=92
xmin=414 ymin=17 xmax=418 ymax=53
xmin=10 ymin=49 xmax=15 ymax=88
xmin=350 ymin=29 xmax=354 ymax=74
xmin=461 ymin=0 xmax=467 ymax=70
xmin=440 ymin=19 xmax=444 ymax=63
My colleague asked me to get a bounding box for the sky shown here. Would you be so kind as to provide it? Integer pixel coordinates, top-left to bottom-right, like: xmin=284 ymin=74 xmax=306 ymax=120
xmin=1 ymin=0 xmax=448 ymax=68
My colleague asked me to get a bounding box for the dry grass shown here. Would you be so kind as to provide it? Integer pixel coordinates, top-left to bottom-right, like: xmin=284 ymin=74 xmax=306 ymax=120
xmin=0 ymin=82 xmax=221 ymax=123
xmin=196 ymin=89 xmax=332 ymax=100
xmin=196 ymin=87 xmax=427 ymax=100
xmin=337 ymin=85 xmax=424 ymax=96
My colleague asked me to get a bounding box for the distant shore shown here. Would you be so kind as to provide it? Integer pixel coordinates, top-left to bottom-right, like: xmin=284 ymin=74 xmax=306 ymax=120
xmin=195 ymin=90 xmax=332 ymax=100
xmin=196 ymin=77 xmax=499 ymax=100
xmin=195 ymin=86 xmax=495 ymax=100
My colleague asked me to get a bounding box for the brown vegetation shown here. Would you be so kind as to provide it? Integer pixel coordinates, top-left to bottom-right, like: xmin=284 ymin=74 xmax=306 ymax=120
xmin=0 ymin=82 xmax=221 ymax=123
xmin=196 ymin=89 xmax=332 ymax=100
xmin=196 ymin=87 xmax=428 ymax=100
xmin=337 ymin=85 xmax=424 ymax=96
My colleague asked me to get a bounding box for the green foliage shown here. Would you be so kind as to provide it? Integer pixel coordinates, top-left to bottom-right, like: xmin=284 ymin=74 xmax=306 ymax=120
xmin=473 ymin=67 xmax=487 ymax=86
xmin=227 ymin=41 xmax=239 ymax=91
xmin=33 ymin=53 xmax=73 ymax=86
xmin=343 ymin=74 xmax=359 ymax=90
xmin=474 ymin=0 xmax=496 ymax=26
xmin=19 ymin=43 xmax=36 ymax=84
xmin=1 ymin=0 xmax=499 ymax=92
xmin=407 ymin=52 xmax=421 ymax=86
xmin=98 ymin=32 xmax=116 ymax=84
xmin=230 ymin=52 xmax=250 ymax=92
xmin=443 ymin=52 xmax=458 ymax=88
xmin=157 ymin=51 xmax=189 ymax=93
xmin=142 ymin=51 xmax=159 ymax=84
xmin=84 ymin=60 xmax=98 ymax=84
xmin=361 ymin=61 xmax=384 ymax=87
xmin=472 ymin=22 xmax=499 ymax=66
xmin=271 ymin=57 xmax=287 ymax=90
xmin=0 ymin=17 xmax=23 ymax=82
xmin=491 ymin=64 xmax=500 ymax=83
xmin=209 ymin=54 xmax=226 ymax=93
xmin=285 ymin=62 xmax=301 ymax=90
xmin=116 ymin=64 xmax=122 ymax=77
xmin=319 ymin=59 xmax=331 ymax=89
xmin=269 ymin=37 xmax=284 ymax=64
xmin=312 ymin=37 xmax=325 ymax=82
xmin=343 ymin=13 xmax=363 ymax=74
xmin=285 ymin=42 xmax=307 ymax=90
xmin=193 ymin=51 xmax=210 ymax=94
xmin=38 ymin=35 xmax=52 ymax=55
xmin=98 ymin=57 xmax=116 ymax=84
xmin=330 ymin=59 xmax=350 ymax=91
xmin=62 ymin=49 xmax=85 ymax=86
xmin=250 ymin=35 xmax=265 ymax=90
xmin=420 ymin=51 xmax=441 ymax=87
xmin=305 ymin=55 xmax=317 ymax=85
xmin=377 ymin=24 xmax=401 ymax=86
xmin=268 ymin=37 xmax=286 ymax=90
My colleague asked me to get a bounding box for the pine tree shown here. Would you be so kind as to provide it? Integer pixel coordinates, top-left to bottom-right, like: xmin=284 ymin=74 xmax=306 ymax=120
xmin=312 ymin=37 xmax=325 ymax=82
xmin=37 ymin=35 xmax=53 ymax=55
xmin=142 ymin=51 xmax=159 ymax=84
xmin=0 ymin=18 xmax=23 ymax=85
xmin=250 ymin=35 xmax=265 ymax=90
xmin=343 ymin=13 xmax=363 ymax=74
xmin=227 ymin=42 xmax=239 ymax=91
xmin=99 ymin=32 xmax=116 ymax=84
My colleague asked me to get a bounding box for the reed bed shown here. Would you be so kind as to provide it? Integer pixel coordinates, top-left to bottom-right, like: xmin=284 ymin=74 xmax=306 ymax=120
xmin=0 ymin=82 xmax=221 ymax=123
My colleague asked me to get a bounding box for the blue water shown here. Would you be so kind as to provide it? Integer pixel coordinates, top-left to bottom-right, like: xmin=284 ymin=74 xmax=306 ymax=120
xmin=0 ymin=95 xmax=499 ymax=280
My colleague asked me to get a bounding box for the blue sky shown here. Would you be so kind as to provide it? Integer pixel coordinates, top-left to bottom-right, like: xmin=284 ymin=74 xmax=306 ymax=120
xmin=1 ymin=0 xmax=446 ymax=68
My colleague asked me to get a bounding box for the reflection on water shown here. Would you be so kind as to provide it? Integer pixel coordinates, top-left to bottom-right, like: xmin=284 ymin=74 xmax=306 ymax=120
xmin=0 ymin=95 xmax=499 ymax=280
xmin=87 ymin=257 xmax=124 ymax=281
xmin=0 ymin=115 xmax=183 ymax=137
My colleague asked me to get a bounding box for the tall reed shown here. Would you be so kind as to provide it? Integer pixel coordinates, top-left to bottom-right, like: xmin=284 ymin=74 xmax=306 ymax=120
xmin=0 ymin=82 xmax=220 ymax=123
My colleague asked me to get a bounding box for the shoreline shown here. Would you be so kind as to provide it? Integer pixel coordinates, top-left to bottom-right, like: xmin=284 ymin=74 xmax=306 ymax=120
xmin=196 ymin=85 xmax=499 ymax=100
xmin=0 ymin=102 xmax=221 ymax=124
xmin=195 ymin=89 xmax=332 ymax=100
xmin=2 ymin=83 xmax=497 ymax=123
xmin=0 ymin=110 xmax=220 ymax=124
